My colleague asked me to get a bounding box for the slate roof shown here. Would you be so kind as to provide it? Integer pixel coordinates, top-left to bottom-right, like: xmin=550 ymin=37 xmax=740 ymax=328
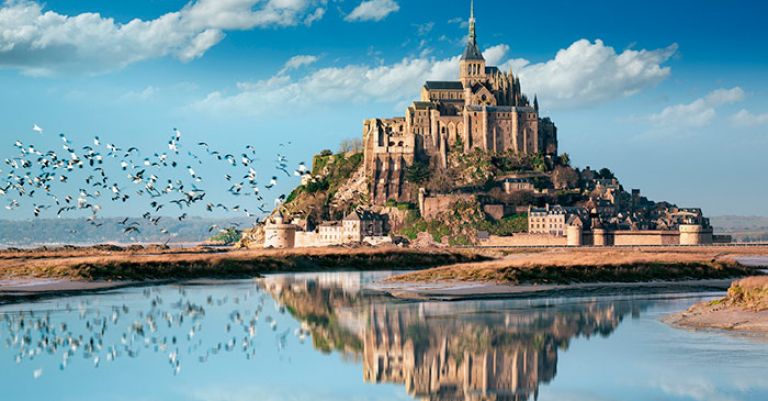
xmin=424 ymin=81 xmax=464 ymax=90
xmin=461 ymin=40 xmax=484 ymax=61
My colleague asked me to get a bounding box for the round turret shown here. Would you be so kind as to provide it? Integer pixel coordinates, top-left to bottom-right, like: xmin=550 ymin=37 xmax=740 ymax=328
xmin=264 ymin=214 xmax=296 ymax=249
xmin=566 ymin=224 xmax=583 ymax=247
xmin=679 ymin=224 xmax=713 ymax=246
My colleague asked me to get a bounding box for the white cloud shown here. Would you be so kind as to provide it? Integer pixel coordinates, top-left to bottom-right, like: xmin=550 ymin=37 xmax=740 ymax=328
xmin=282 ymin=55 xmax=319 ymax=71
xmin=345 ymin=0 xmax=400 ymax=22
xmin=194 ymin=39 xmax=677 ymax=116
xmin=649 ymin=87 xmax=745 ymax=128
xmin=414 ymin=21 xmax=434 ymax=36
xmin=503 ymin=39 xmax=678 ymax=108
xmin=0 ymin=0 xmax=327 ymax=75
xmin=731 ymin=109 xmax=768 ymax=127
xmin=303 ymin=7 xmax=325 ymax=26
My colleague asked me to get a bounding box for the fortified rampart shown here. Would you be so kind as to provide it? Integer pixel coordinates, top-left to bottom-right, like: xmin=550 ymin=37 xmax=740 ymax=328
xmin=565 ymin=225 xmax=714 ymax=247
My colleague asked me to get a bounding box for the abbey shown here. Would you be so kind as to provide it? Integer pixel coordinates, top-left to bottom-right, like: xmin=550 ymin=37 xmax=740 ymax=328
xmin=363 ymin=0 xmax=558 ymax=204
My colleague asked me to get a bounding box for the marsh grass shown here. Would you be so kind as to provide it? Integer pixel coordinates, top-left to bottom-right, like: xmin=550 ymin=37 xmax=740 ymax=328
xmin=388 ymin=247 xmax=768 ymax=284
xmin=0 ymin=246 xmax=491 ymax=281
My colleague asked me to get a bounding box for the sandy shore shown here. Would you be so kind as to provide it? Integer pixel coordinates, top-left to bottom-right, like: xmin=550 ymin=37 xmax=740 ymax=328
xmin=664 ymin=276 xmax=768 ymax=335
xmin=0 ymin=279 xmax=146 ymax=304
xmin=665 ymin=303 xmax=768 ymax=334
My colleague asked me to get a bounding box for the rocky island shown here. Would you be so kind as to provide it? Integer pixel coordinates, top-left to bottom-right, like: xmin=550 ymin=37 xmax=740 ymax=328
xmin=242 ymin=1 xmax=725 ymax=251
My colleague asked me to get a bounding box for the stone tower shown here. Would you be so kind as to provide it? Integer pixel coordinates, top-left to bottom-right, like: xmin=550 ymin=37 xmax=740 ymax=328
xmin=459 ymin=0 xmax=486 ymax=87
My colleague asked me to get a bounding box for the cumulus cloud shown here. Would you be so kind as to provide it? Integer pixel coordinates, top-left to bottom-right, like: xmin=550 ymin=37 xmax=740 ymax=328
xmin=649 ymin=87 xmax=745 ymax=128
xmin=194 ymin=39 xmax=677 ymax=116
xmin=345 ymin=0 xmax=400 ymax=22
xmin=504 ymin=39 xmax=678 ymax=108
xmin=0 ymin=0 xmax=327 ymax=75
xmin=730 ymin=109 xmax=768 ymax=127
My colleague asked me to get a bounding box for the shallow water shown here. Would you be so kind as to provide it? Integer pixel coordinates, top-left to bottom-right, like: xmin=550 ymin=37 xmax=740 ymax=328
xmin=1 ymin=272 xmax=767 ymax=401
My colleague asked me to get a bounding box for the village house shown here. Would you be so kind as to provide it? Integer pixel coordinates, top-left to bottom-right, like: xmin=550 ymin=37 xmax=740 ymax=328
xmin=265 ymin=210 xmax=387 ymax=248
xmin=528 ymin=205 xmax=589 ymax=237
xmin=502 ymin=177 xmax=534 ymax=193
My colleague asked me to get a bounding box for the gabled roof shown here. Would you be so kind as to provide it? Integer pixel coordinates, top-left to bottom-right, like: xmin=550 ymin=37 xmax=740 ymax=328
xmin=424 ymin=81 xmax=464 ymax=90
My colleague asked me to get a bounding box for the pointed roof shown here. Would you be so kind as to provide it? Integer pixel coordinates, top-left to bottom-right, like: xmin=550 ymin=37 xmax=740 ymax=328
xmin=461 ymin=0 xmax=484 ymax=61
xmin=344 ymin=210 xmax=362 ymax=221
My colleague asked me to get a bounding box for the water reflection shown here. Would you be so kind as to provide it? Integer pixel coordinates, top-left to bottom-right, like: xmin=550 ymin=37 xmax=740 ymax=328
xmin=0 ymin=285 xmax=309 ymax=379
xmin=1 ymin=273 xmax=765 ymax=401
xmin=262 ymin=273 xmax=646 ymax=401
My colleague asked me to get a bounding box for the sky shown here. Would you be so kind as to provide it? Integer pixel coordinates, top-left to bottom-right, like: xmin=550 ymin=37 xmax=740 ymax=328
xmin=0 ymin=0 xmax=767 ymax=220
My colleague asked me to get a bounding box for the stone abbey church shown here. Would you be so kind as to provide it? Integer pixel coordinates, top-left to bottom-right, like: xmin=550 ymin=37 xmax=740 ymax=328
xmin=363 ymin=1 xmax=558 ymax=204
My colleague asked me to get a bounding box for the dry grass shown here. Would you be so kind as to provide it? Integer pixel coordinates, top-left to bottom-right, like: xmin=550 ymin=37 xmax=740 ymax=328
xmin=0 ymin=245 xmax=492 ymax=281
xmin=388 ymin=246 xmax=768 ymax=284
xmin=724 ymin=276 xmax=768 ymax=311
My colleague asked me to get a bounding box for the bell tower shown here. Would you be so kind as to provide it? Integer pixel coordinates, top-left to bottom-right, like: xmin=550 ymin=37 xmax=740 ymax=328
xmin=459 ymin=0 xmax=486 ymax=87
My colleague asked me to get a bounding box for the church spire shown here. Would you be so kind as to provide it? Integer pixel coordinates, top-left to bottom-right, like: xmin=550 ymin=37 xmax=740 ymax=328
xmin=461 ymin=0 xmax=483 ymax=61
xmin=469 ymin=0 xmax=476 ymax=45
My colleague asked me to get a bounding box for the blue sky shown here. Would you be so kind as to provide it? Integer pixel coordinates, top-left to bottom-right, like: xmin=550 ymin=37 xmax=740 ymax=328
xmin=0 ymin=0 xmax=767 ymax=220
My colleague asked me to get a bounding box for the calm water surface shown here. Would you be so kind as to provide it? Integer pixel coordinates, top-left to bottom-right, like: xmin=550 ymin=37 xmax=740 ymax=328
xmin=1 ymin=272 xmax=767 ymax=401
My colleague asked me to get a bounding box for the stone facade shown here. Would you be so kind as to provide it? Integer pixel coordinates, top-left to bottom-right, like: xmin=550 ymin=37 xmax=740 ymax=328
xmin=363 ymin=1 xmax=558 ymax=204
xmin=528 ymin=205 xmax=589 ymax=237
xmin=266 ymin=210 xmax=386 ymax=249
xmin=503 ymin=177 xmax=534 ymax=193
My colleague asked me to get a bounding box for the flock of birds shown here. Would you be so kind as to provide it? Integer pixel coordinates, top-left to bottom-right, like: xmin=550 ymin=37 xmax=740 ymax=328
xmin=1 ymin=283 xmax=311 ymax=378
xmin=2 ymin=124 xmax=312 ymax=239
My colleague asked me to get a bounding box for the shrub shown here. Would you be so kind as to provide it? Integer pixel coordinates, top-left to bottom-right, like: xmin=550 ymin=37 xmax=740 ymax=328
xmin=405 ymin=161 xmax=431 ymax=183
xmin=305 ymin=179 xmax=330 ymax=193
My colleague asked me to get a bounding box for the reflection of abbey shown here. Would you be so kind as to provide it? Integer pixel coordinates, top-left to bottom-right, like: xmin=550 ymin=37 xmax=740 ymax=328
xmin=262 ymin=273 xmax=643 ymax=401
xmin=363 ymin=0 xmax=557 ymax=204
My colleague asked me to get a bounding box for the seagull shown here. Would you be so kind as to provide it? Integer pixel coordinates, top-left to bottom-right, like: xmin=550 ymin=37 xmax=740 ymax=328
xmin=32 ymin=124 xmax=43 ymax=134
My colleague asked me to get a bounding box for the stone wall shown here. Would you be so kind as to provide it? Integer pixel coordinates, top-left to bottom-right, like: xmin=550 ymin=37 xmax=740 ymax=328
xmin=483 ymin=204 xmax=505 ymax=221
xmin=482 ymin=234 xmax=567 ymax=247
xmin=612 ymin=230 xmax=680 ymax=246
xmin=421 ymin=194 xmax=474 ymax=220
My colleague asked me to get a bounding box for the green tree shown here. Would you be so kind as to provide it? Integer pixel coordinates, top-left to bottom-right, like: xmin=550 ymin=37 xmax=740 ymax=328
xmin=598 ymin=168 xmax=615 ymax=180
xmin=559 ymin=153 xmax=571 ymax=166
xmin=405 ymin=161 xmax=431 ymax=183
xmin=530 ymin=154 xmax=546 ymax=172
xmin=208 ymin=228 xmax=242 ymax=245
